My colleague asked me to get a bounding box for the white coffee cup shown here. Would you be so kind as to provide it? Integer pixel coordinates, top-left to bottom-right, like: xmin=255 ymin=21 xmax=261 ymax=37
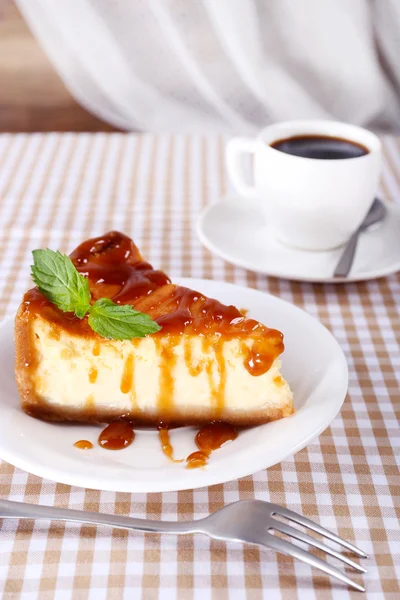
xmin=226 ymin=120 xmax=382 ymax=251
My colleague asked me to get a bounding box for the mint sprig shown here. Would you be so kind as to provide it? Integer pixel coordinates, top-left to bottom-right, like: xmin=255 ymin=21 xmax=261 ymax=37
xmin=89 ymin=298 xmax=161 ymax=340
xmin=31 ymin=249 xmax=161 ymax=340
xmin=31 ymin=249 xmax=91 ymax=318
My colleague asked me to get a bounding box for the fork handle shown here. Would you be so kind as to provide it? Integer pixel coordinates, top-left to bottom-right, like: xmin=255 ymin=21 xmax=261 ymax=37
xmin=0 ymin=499 xmax=200 ymax=535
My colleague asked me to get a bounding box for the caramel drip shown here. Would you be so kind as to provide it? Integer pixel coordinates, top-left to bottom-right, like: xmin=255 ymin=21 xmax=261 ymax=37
xmin=158 ymin=428 xmax=183 ymax=463
xmin=156 ymin=337 xmax=177 ymax=420
xmin=186 ymin=450 xmax=209 ymax=469
xmin=74 ymin=440 xmax=93 ymax=450
xmin=93 ymin=341 xmax=101 ymax=356
xmin=273 ymin=375 xmax=284 ymax=387
xmin=184 ymin=337 xmax=203 ymax=376
xmin=202 ymin=338 xmax=226 ymax=417
xmin=120 ymin=354 xmax=134 ymax=395
xmin=186 ymin=422 xmax=237 ymax=469
xmin=48 ymin=326 xmax=61 ymax=341
xmin=85 ymin=394 xmax=95 ymax=409
xmin=98 ymin=420 xmax=135 ymax=450
xmin=242 ymin=334 xmax=283 ymax=377
xmin=214 ymin=340 xmax=226 ymax=417
xmin=202 ymin=338 xmax=215 ymax=408
xmin=89 ymin=367 xmax=98 ymax=384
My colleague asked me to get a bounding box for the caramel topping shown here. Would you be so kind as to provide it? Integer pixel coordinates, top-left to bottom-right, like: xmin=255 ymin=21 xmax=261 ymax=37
xmin=200 ymin=338 xmax=227 ymax=417
xmin=184 ymin=337 xmax=203 ymax=376
xmin=74 ymin=440 xmax=93 ymax=450
xmin=186 ymin=422 xmax=237 ymax=469
xmin=214 ymin=340 xmax=226 ymax=416
xmin=88 ymin=367 xmax=98 ymax=384
xmin=158 ymin=427 xmax=183 ymax=463
xmin=120 ymin=354 xmax=134 ymax=394
xmin=196 ymin=421 xmax=237 ymax=451
xmin=242 ymin=331 xmax=284 ymax=377
xmin=186 ymin=450 xmax=209 ymax=469
xmin=98 ymin=420 xmax=135 ymax=450
xmin=85 ymin=394 xmax=95 ymax=410
xmin=156 ymin=337 xmax=178 ymax=419
xmin=93 ymin=341 xmax=101 ymax=356
xmin=48 ymin=326 xmax=61 ymax=341
xmin=203 ymin=338 xmax=215 ymax=403
xmin=23 ymin=231 xmax=284 ymax=355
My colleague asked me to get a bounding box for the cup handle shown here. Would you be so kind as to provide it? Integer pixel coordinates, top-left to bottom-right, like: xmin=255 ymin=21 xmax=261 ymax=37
xmin=226 ymin=137 xmax=258 ymax=199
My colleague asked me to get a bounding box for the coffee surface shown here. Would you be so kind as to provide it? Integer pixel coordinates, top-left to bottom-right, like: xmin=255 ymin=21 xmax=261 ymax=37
xmin=270 ymin=135 xmax=369 ymax=160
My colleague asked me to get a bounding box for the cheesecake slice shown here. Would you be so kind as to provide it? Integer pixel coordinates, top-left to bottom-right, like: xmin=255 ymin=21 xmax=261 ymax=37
xmin=15 ymin=232 xmax=294 ymax=425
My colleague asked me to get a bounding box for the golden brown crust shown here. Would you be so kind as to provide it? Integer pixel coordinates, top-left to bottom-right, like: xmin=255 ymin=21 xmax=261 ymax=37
xmin=14 ymin=305 xmax=39 ymax=415
xmin=20 ymin=395 xmax=294 ymax=426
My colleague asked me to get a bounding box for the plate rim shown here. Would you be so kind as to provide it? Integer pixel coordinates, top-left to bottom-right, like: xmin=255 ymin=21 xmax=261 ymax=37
xmin=0 ymin=277 xmax=349 ymax=492
xmin=196 ymin=196 xmax=400 ymax=283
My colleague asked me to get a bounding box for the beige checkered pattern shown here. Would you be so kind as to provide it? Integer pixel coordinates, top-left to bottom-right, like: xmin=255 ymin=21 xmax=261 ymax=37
xmin=0 ymin=133 xmax=399 ymax=599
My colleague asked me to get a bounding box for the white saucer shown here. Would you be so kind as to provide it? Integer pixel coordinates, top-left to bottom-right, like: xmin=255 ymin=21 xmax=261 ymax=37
xmin=0 ymin=278 xmax=347 ymax=493
xmin=197 ymin=196 xmax=400 ymax=283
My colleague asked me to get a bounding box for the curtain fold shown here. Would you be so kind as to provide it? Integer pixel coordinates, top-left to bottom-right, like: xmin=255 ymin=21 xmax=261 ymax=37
xmin=17 ymin=0 xmax=400 ymax=133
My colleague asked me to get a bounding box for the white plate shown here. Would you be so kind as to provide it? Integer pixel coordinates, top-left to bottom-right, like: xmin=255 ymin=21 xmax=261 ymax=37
xmin=197 ymin=196 xmax=400 ymax=283
xmin=0 ymin=278 xmax=348 ymax=493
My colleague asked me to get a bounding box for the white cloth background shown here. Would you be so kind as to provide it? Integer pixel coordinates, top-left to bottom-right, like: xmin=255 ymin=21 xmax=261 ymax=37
xmin=17 ymin=0 xmax=400 ymax=133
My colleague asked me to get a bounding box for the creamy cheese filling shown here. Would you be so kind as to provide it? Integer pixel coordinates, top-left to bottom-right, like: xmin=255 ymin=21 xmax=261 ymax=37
xmin=31 ymin=317 xmax=293 ymax=417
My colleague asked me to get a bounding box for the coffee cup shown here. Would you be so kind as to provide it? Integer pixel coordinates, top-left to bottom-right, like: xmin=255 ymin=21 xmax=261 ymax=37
xmin=226 ymin=120 xmax=382 ymax=251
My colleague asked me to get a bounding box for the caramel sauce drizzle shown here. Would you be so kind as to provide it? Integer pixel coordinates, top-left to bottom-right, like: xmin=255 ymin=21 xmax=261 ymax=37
xmin=89 ymin=367 xmax=98 ymax=384
xmin=184 ymin=337 xmax=203 ymax=376
xmin=48 ymin=326 xmax=61 ymax=341
xmin=85 ymin=394 xmax=95 ymax=409
xmin=158 ymin=427 xmax=183 ymax=463
xmin=93 ymin=341 xmax=101 ymax=356
xmin=74 ymin=440 xmax=93 ymax=450
xmin=120 ymin=354 xmax=134 ymax=394
xmin=186 ymin=422 xmax=237 ymax=469
xmin=98 ymin=420 xmax=135 ymax=450
xmin=202 ymin=338 xmax=215 ymax=415
xmin=214 ymin=340 xmax=227 ymax=417
xmin=23 ymin=231 xmax=283 ymax=354
xmin=156 ymin=337 xmax=178 ymax=419
xmin=93 ymin=421 xmax=237 ymax=468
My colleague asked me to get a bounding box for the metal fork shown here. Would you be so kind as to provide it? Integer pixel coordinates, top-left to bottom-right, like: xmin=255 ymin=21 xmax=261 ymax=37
xmin=0 ymin=498 xmax=367 ymax=591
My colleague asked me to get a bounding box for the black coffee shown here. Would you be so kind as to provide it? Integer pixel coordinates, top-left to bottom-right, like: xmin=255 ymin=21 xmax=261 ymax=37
xmin=270 ymin=134 xmax=369 ymax=160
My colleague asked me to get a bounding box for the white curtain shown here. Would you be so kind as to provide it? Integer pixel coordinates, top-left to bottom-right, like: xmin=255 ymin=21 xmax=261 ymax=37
xmin=17 ymin=0 xmax=400 ymax=133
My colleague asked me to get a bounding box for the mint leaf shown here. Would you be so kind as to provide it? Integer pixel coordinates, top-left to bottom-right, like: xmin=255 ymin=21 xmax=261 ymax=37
xmin=31 ymin=249 xmax=91 ymax=318
xmin=88 ymin=298 xmax=161 ymax=340
xmin=30 ymin=248 xmax=161 ymax=339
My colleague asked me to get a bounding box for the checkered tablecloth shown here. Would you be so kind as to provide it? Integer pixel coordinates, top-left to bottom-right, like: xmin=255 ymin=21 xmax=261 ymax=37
xmin=0 ymin=133 xmax=399 ymax=599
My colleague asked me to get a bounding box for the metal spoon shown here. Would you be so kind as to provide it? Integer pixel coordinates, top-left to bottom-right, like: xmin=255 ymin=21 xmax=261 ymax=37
xmin=333 ymin=198 xmax=387 ymax=278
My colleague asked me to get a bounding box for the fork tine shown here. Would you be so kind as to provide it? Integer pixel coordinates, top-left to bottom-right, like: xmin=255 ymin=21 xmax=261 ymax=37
xmin=263 ymin=533 xmax=365 ymax=592
xmin=270 ymin=521 xmax=367 ymax=573
xmin=267 ymin=503 xmax=367 ymax=558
